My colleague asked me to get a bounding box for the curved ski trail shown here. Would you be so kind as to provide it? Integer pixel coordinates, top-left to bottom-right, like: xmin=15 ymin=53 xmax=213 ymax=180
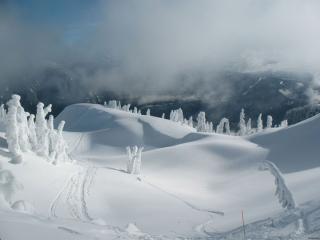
xmin=49 ymin=166 xmax=97 ymax=222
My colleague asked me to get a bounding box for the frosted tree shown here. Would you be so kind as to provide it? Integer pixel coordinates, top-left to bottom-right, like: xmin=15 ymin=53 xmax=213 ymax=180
xmin=27 ymin=114 xmax=37 ymax=150
xmin=0 ymin=104 xmax=6 ymax=121
xmin=138 ymin=110 xmax=142 ymax=115
xmin=239 ymin=108 xmax=246 ymax=136
xmin=133 ymin=107 xmax=138 ymax=114
xmin=216 ymin=118 xmax=230 ymax=135
xmin=188 ymin=116 xmax=193 ymax=128
xmin=259 ymin=160 xmax=296 ymax=210
xmin=126 ymin=146 xmax=143 ymax=174
xmin=280 ymin=120 xmax=288 ymax=128
xmin=51 ymin=121 xmax=69 ymax=164
xmin=266 ymin=115 xmax=273 ymax=129
xmin=16 ymin=103 xmax=30 ymax=152
xmin=246 ymin=118 xmax=252 ymax=134
xmin=196 ymin=112 xmax=207 ymax=132
xmin=161 ymin=113 xmax=165 ymax=119
xmin=257 ymin=113 xmax=263 ymax=132
xmin=5 ymin=95 xmax=22 ymax=163
xmin=146 ymin=109 xmax=151 ymax=116
xmin=35 ymin=102 xmax=51 ymax=157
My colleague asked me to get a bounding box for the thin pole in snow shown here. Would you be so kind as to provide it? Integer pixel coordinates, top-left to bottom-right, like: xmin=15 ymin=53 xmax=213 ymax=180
xmin=242 ymin=210 xmax=246 ymax=240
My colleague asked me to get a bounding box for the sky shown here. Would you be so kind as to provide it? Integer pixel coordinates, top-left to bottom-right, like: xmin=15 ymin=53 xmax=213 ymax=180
xmin=2 ymin=0 xmax=320 ymax=101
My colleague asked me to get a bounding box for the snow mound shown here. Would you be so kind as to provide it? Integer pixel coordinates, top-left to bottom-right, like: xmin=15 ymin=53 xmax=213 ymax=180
xmin=56 ymin=104 xmax=204 ymax=155
xmin=250 ymin=113 xmax=320 ymax=173
xmin=11 ymin=200 xmax=35 ymax=214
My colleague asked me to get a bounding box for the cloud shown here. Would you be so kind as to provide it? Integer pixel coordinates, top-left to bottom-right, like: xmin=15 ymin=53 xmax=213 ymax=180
xmin=2 ymin=0 xmax=320 ymax=102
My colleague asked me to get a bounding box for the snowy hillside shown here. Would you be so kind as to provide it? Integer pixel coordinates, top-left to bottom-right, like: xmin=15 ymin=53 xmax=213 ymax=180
xmin=0 ymin=103 xmax=320 ymax=239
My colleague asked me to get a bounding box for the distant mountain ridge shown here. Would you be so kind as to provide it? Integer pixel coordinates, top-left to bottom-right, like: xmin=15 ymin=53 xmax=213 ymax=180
xmin=0 ymin=64 xmax=317 ymax=128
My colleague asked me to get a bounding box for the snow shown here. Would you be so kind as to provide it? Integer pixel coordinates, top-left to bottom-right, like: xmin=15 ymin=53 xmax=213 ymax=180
xmin=0 ymin=103 xmax=319 ymax=239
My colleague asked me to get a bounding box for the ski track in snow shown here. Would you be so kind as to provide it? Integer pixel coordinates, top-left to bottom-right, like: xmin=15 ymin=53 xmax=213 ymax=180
xmin=138 ymin=177 xmax=225 ymax=216
xmin=49 ymin=165 xmax=97 ymax=222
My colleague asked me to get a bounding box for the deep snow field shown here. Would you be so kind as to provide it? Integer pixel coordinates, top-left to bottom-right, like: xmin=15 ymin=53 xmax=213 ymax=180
xmin=0 ymin=103 xmax=320 ymax=239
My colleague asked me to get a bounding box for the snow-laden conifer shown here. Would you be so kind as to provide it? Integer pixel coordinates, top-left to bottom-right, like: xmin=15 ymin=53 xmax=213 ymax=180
xmin=259 ymin=160 xmax=296 ymax=210
xmin=266 ymin=115 xmax=273 ymax=129
xmin=27 ymin=114 xmax=37 ymax=151
xmin=239 ymin=108 xmax=246 ymax=136
xmin=126 ymin=146 xmax=143 ymax=174
xmin=280 ymin=120 xmax=288 ymax=128
xmin=216 ymin=118 xmax=231 ymax=135
xmin=257 ymin=113 xmax=263 ymax=132
xmin=5 ymin=95 xmax=22 ymax=163
xmin=196 ymin=112 xmax=207 ymax=132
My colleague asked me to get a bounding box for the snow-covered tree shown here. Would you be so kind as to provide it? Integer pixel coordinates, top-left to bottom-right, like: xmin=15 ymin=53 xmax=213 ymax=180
xmin=257 ymin=113 xmax=263 ymax=132
xmin=146 ymin=109 xmax=150 ymax=116
xmin=280 ymin=120 xmax=288 ymax=128
xmin=161 ymin=113 xmax=165 ymax=119
xmin=133 ymin=107 xmax=138 ymax=114
xmin=259 ymin=160 xmax=296 ymax=210
xmin=35 ymin=103 xmax=51 ymax=157
xmin=16 ymin=103 xmax=30 ymax=152
xmin=196 ymin=112 xmax=207 ymax=132
xmin=0 ymin=104 xmax=6 ymax=121
xmin=126 ymin=146 xmax=143 ymax=174
xmin=188 ymin=116 xmax=193 ymax=128
xmin=246 ymin=118 xmax=252 ymax=134
xmin=5 ymin=95 xmax=22 ymax=163
xmin=266 ymin=115 xmax=273 ymax=129
xmin=51 ymin=121 xmax=69 ymax=164
xmin=216 ymin=118 xmax=230 ymax=135
xmin=239 ymin=108 xmax=246 ymax=136
xmin=27 ymin=114 xmax=37 ymax=151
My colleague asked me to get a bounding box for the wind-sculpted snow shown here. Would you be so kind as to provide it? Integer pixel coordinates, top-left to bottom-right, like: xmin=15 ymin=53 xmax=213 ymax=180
xmin=0 ymin=103 xmax=320 ymax=239
xmin=250 ymin=113 xmax=320 ymax=173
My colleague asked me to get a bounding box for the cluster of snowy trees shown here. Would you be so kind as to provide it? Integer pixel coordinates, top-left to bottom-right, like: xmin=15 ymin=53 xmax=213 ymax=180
xmin=103 ymin=100 xmax=289 ymax=136
xmin=1 ymin=95 xmax=69 ymax=164
xmin=126 ymin=146 xmax=143 ymax=175
xmin=104 ymin=100 xmax=143 ymax=115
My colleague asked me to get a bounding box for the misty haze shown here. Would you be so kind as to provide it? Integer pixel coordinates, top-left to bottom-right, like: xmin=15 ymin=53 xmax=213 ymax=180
xmin=0 ymin=1 xmax=319 ymax=239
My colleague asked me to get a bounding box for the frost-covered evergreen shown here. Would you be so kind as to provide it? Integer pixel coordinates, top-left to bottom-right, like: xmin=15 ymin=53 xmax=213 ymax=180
xmin=239 ymin=108 xmax=247 ymax=136
xmin=146 ymin=109 xmax=151 ymax=116
xmin=196 ymin=112 xmax=207 ymax=132
xmin=27 ymin=114 xmax=37 ymax=151
xmin=161 ymin=113 xmax=165 ymax=119
xmin=169 ymin=108 xmax=184 ymax=124
xmin=266 ymin=115 xmax=273 ymax=129
xmin=257 ymin=113 xmax=263 ymax=132
xmin=35 ymin=103 xmax=51 ymax=156
xmin=216 ymin=118 xmax=230 ymax=135
xmin=259 ymin=160 xmax=296 ymax=210
xmin=5 ymin=95 xmax=22 ymax=163
xmin=280 ymin=119 xmax=288 ymax=128
xmin=126 ymin=146 xmax=143 ymax=174
xmin=188 ymin=116 xmax=193 ymax=128
xmin=0 ymin=104 xmax=6 ymax=121
xmin=246 ymin=118 xmax=252 ymax=135
xmin=4 ymin=95 xmax=70 ymax=165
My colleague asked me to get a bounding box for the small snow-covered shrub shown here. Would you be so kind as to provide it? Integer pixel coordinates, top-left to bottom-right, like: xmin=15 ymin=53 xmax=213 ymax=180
xmin=126 ymin=146 xmax=143 ymax=174
xmin=11 ymin=200 xmax=35 ymax=214
xmin=259 ymin=160 xmax=296 ymax=210
xmin=0 ymin=169 xmax=22 ymax=206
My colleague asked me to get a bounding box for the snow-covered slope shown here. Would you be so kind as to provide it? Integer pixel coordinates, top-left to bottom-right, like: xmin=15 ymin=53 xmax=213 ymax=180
xmin=0 ymin=103 xmax=320 ymax=240
xmin=250 ymin=113 xmax=320 ymax=173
